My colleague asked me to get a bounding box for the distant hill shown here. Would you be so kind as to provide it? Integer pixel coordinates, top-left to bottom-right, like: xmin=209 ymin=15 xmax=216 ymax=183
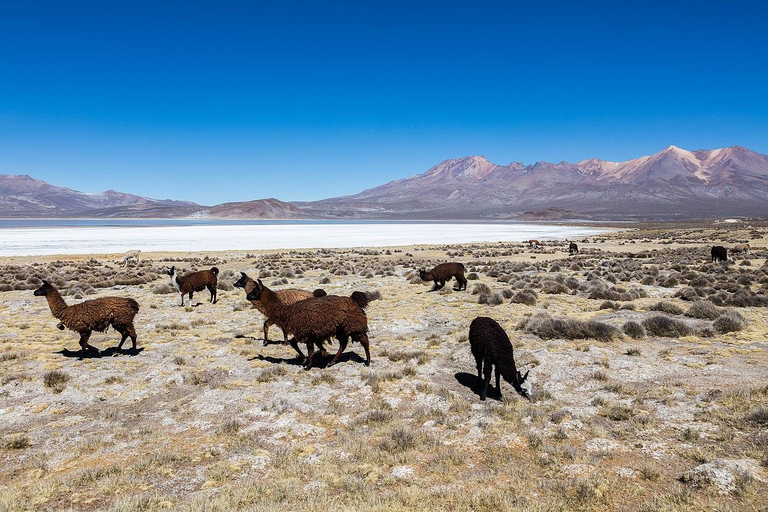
xmin=297 ymin=145 xmax=768 ymax=220
xmin=0 ymin=174 xmax=201 ymax=218
xmin=204 ymin=198 xmax=309 ymax=219
xmin=3 ymin=145 xmax=768 ymax=220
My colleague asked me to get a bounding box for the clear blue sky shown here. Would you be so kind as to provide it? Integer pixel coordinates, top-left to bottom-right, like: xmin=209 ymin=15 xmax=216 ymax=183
xmin=1 ymin=0 xmax=767 ymax=204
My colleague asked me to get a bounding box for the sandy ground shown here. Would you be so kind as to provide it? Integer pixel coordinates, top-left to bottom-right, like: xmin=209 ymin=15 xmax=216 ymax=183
xmin=1 ymin=222 xmax=767 ymax=511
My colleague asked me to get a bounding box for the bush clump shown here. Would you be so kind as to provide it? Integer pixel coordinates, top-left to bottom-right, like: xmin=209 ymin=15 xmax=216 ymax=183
xmin=685 ymin=300 xmax=722 ymax=320
xmin=478 ymin=292 xmax=504 ymax=306
xmin=520 ymin=312 xmax=619 ymax=342
xmin=622 ymin=321 xmax=646 ymax=339
xmin=649 ymin=301 xmax=684 ymax=315
xmin=713 ymin=310 xmax=747 ymax=334
xmin=510 ymin=289 xmax=538 ymax=306
xmin=472 ymin=283 xmax=491 ymax=295
xmin=642 ymin=315 xmax=695 ymax=338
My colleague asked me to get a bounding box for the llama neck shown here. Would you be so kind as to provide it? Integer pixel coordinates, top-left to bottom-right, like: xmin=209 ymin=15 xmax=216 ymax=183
xmin=45 ymin=288 xmax=68 ymax=319
xmin=170 ymin=272 xmax=181 ymax=292
xmin=244 ymin=279 xmax=257 ymax=295
xmin=260 ymin=286 xmax=287 ymax=315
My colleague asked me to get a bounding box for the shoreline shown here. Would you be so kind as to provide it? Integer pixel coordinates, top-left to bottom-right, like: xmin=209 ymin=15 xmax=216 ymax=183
xmin=0 ymin=222 xmax=616 ymax=257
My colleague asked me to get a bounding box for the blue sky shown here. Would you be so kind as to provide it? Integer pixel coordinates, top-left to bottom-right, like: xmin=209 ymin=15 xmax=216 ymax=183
xmin=1 ymin=0 xmax=767 ymax=204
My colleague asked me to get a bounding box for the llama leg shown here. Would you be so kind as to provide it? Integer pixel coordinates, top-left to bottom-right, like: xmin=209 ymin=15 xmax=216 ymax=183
xmin=127 ymin=324 xmax=138 ymax=351
xmin=358 ymin=334 xmax=371 ymax=366
xmin=475 ymin=355 xmax=483 ymax=384
xmin=327 ymin=335 xmax=349 ymax=367
xmin=495 ymin=366 xmax=503 ymax=399
xmin=304 ymin=340 xmax=316 ymax=370
xmin=288 ymin=338 xmax=305 ymax=361
xmin=480 ymin=364 xmax=493 ymax=401
xmin=116 ymin=326 xmax=129 ymax=350
xmin=429 ymin=281 xmax=438 ymax=292
xmin=262 ymin=319 xmax=271 ymax=345
xmin=189 ymin=292 xmax=194 ymax=304
xmin=79 ymin=331 xmax=93 ymax=358
xmin=180 ymin=293 xmax=184 ymax=306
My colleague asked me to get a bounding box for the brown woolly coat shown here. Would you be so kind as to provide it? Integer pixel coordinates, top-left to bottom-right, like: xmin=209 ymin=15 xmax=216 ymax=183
xmin=269 ymin=293 xmax=369 ymax=343
xmin=247 ymin=282 xmax=370 ymax=368
xmin=38 ymin=283 xmax=139 ymax=335
xmin=420 ymin=262 xmax=467 ymax=290
xmin=422 ymin=262 xmax=465 ymax=282
xmin=237 ymin=274 xmax=315 ymax=316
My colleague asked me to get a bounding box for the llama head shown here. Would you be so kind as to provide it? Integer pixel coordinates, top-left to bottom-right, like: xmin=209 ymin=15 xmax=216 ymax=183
xmin=418 ymin=269 xmax=428 ymax=280
xmin=245 ymin=279 xmax=265 ymax=301
xmin=233 ymin=272 xmax=249 ymax=289
xmin=165 ymin=266 xmax=176 ymax=277
xmin=515 ymin=369 xmax=532 ymax=400
xmin=33 ymin=280 xmax=52 ymax=296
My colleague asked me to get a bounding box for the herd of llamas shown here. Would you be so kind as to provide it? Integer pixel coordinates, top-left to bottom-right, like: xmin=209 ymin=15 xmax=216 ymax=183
xmin=31 ymin=241 xmax=749 ymax=402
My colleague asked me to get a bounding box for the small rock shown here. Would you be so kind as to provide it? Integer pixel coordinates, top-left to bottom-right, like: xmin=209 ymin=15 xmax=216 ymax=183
xmin=682 ymin=458 xmax=765 ymax=494
xmin=391 ymin=466 xmax=414 ymax=480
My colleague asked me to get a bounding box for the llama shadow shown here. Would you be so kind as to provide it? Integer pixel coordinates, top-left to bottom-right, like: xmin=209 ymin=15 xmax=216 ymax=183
xmin=251 ymin=354 xmax=305 ymax=366
xmin=454 ymin=371 xmax=502 ymax=400
xmin=251 ymin=351 xmax=365 ymax=367
xmin=58 ymin=347 xmax=144 ymax=359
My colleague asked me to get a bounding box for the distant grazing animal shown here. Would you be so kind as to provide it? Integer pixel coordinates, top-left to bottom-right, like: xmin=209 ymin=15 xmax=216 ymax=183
xmin=246 ymin=280 xmax=370 ymax=370
xmin=569 ymin=242 xmax=579 ymax=255
xmin=166 ymin=266 xmax=219 ymax=306
xmin=419 ymin=262 xmax=467 ymax=291
xmin=119 ymin=249 xmax=141 ymax=266
xmin=33 ymin=280 xmax=139 ymax=358
xmin=468 ymin=316 xmax=531 ymax=401
xmin=711 ymin=246 xmax=728 ymax=263
xmin=233 ymin=272 xmax=325 ymax=345
xmin=526 ymin=240 xmax=542 ymax=249
xmin=732 ymin=244 xmax=750 ymax=255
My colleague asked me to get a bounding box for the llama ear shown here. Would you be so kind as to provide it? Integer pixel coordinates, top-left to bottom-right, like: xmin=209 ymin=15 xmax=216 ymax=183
xmin=42 ymin=279 xmax=50 ymax=286
xmin=257 ymin=279 xmax=263 ymax=285
xmin=523 ymin=370 xmax=530 ymax=381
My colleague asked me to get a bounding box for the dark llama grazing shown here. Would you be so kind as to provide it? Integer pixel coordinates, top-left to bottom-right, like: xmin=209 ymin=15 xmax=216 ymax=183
xmin=234 ymin=272 xmax=325 ymax=345
xmin=246 ymin=280 xmax=370 ymax=370
xmin=167 ymin=266 xmax=219 ymax=306
xmin=33 ymin=280 xmax=140 ymax=358
xmin=419 ymin=262 xmax=467 ymax=291
xmin=468 ymin=316 xmax=532 ymax=401
xmin=569 ymin=242 xmax=579 ymax=255
xmin=711 ymin=246 xmax=728 ymax=263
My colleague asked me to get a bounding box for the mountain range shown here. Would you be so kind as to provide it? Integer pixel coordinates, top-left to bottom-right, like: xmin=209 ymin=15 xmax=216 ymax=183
xmin=2 ymin=145 xmax=768 ymax=220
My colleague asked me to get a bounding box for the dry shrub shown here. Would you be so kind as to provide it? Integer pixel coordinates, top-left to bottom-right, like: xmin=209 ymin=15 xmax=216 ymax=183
xmin=685 ymin=300 xmax=722 ymax=320
xmin=622 ymin=321 xmax=646 ymax=339
xmin=673 ymin=287 xmax=700 ymax=301
xmin=472 ymin=283 xmax=491 ymax=295
xmin=43 ymin=370 xmax=70 ymax=393
xmin=521 ymin=312 xmax=619 ymax=342
xmin=151 ymin=283 xmax=175 ymax=294
xmin=650 ymin=301 xmax=684 ymax=315
xmin=541 ymin=281 xmax=570 ymax=295
xmin=713 ymin=310 xmax=747 ymax=334
xmin=478 ymin=292 xmax=504 ymax=306
xmin=511 ymin=289 xmax=537 ymax=306
xmin=642 ymin=315 xmax=695 ymax=338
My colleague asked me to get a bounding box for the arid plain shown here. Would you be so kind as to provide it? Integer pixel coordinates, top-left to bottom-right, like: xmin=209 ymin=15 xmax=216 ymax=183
xmin=1 ymin=223 xmax=767 ymax=511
